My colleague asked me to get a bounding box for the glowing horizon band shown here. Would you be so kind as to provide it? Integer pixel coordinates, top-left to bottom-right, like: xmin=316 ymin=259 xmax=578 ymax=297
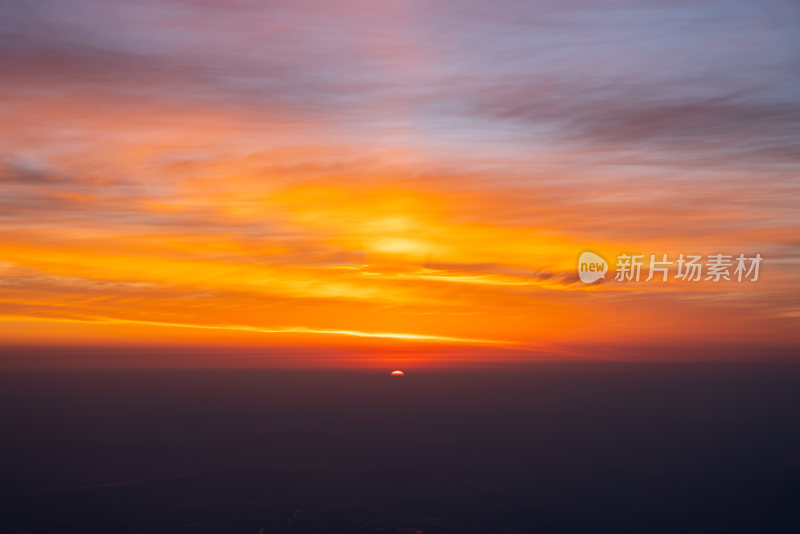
xmin=0 ymin=315 xmax=512 ymax=345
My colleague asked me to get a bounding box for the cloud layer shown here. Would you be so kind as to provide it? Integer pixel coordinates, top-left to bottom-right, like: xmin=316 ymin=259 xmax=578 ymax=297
xmin=1 ymin=0 xmax=798 ymax=360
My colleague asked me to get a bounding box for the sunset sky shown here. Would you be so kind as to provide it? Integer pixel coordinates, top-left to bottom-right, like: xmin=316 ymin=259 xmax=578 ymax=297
xmin=1 ymin=0 xmax=798 ymax=366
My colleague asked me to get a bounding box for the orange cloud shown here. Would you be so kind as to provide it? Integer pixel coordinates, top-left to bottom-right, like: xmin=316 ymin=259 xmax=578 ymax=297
xmin=1 ymin=0 xmax=798 ymax=365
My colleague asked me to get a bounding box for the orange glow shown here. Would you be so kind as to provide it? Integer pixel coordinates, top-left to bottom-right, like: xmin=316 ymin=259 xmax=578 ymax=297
xmin=1 ymin=1 xmax=797 ymax=368
xmin=0 ymin=160 xmax=796 ymax=364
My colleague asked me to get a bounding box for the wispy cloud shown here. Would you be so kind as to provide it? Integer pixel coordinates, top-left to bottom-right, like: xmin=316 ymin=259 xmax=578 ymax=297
xmin=1 ymin=0 xmax=798 ymax=356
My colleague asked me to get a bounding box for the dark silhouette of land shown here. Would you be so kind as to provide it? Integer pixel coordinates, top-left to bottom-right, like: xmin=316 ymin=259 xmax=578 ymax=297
xmin=1 ymin=363 xmax=799 ymax=533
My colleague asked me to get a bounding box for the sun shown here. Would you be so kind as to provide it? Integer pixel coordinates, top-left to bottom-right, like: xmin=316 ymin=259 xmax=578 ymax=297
xmin=390 ymin=370 xmax=405 ymax=376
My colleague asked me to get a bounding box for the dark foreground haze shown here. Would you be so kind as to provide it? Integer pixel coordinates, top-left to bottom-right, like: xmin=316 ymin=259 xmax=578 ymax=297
xmin=2 ymin=363 xmax=800 ymax=533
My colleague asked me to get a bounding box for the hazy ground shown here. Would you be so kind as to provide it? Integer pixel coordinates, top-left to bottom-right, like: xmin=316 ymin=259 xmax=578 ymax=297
xmin=1 ymin=363 xmax=799 ymax=533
